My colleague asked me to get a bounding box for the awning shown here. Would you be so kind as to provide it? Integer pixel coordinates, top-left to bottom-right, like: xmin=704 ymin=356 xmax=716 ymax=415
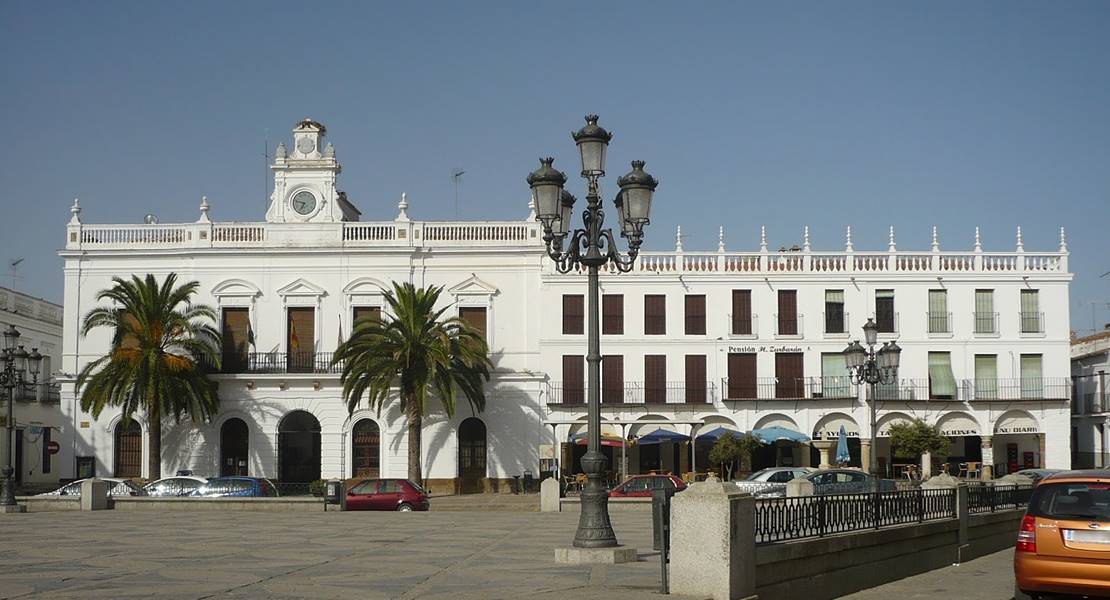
xmin=928 ymin=353 xmax=957 ymax=397
xmin=636 ymin=428 xmax=691 ymax=445
xmin=812 ymin=415 xmax=860 ymax=441
xmin=568 ymin=431 xmax=626 ymax=447
xmin=695 ymin=426 xmax=743 ymax=443
xmin=750 ymin=426 xmax=810 ymax=444
xmin=995 ymin=413 xmax=1039 ymax=435
xmin=937 ymin=414 xmax=980 ymax=437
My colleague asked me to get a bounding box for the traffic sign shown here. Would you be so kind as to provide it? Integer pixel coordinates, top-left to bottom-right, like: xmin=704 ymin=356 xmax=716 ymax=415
xmin=47 ymin=440 xmax=60 ymax=455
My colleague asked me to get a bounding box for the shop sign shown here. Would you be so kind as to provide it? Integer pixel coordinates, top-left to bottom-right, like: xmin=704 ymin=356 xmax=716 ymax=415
xmin=726 ymin=345 xmax=809 ymax=353
xmin=996 ymin=426 xmax=1039 ymax=435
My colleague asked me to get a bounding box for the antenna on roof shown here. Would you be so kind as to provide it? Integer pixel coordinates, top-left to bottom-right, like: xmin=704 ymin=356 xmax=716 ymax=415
xmin=452 ymin=168 xmax=465 ymax=220
xmin=7 ymin=258 xmax=24 ymax=290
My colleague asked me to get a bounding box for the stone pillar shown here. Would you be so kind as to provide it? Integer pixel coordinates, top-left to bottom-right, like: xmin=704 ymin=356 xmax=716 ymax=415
xmin=678 ymin=442 xmax=690 ymax=476
xmin=540 ymin=477 xmax=561 ymax=512
xmin=799 ymin=443 xmax=812 ymax=468
xmin=860 ymin=440 xmax=872 ymax=474
xmin=813 ymin=440 xmax=836 ymax=469
xmin=662 ymin=442 xmax=676 ymax=474
xmin=786 ymin=478 xmax=815 ymax=497
xmin=670 ymin=483 xmax=756 ymax=600
xmin=80 ymin=479 xmax=110 ymax=511
xmin=980 ymin=435 xmax=994 ymax=480
xmin=956 ymin=483 xmax=970 ymax=563
xmin=920 ymin=450 xmax=932 ymax=480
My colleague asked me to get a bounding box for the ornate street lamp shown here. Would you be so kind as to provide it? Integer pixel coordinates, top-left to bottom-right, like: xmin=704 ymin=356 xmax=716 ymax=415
xmin=1 ymin=324 xmax=43 ymax=510
xmin=843 ymin=318 xmax=900 ymax=493
xmin=528 ymin=115 xmax=658 ymax=549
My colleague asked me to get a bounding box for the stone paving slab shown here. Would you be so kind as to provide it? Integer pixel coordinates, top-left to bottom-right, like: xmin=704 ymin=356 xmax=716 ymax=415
xmin=0 ymin=509 xmax=690 ymax=599
xmin=840 ymin=548 xmax=1015 ymax=600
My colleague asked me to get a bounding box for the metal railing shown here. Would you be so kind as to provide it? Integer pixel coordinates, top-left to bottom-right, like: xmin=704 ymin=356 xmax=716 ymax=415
xmin=546 ymin=381 xmax=717 ymax=405
xmin=871 ymin=378 xmax=961 ymax=401
xmin=722 ymin=377 xmax=857 ymax=401
xmin=822 ymin=311 xmax=849 ymax=335
xmin=873 ymin=312 xmax=899 ymax=334
xmin=273 ymin=482 xmax=316 ymax=497
xmin=210 ymin=352 xmax=345 ymax=374
xmin=12 ymin=382 xmax=61 ymax=404
xmin=967 ymin=484 xmax=1034 ymax=514
xmin=773 ymin=313 xmax=803 ymax=337
xmin=964 ymin=378 xmax=1071 ymax=401
xmin=973 ymin=312 xmax=998 ymax=335
xmin=727 ymin=313 xmax=757 ymax=337
xmin=754 ymin=489 xmax=957 ymax=543
xmin=1019 ymin=312 xmax=1044 ymax=334
xmin=927 ymin=311 xmax=952 ymax=334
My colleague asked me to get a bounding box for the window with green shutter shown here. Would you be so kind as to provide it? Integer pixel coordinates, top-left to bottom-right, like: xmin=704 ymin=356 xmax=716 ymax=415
xmin=1020 ymin=290 xmax=1041 ymax=333
xmin=974 ymin=354 xmax=997 ymax=399
xmin=1020 ymin=354 xmax=1043 ymax=398
xmin=821 ymin=353 xmax=850 ymax=398
xmin=928 ymin=352 xmax=956 ymax=399
xmin=928 ymin=290 xmax=949 ymax=333
xmin=974 ymin=290 xmax=995 ymax=334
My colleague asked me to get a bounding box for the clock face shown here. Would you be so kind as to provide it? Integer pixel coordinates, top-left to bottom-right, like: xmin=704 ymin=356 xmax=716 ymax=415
xmin=296 ymin=136 xmax=315 ymax=154
xmin=291 ymin=191 xmax=317 ymax=215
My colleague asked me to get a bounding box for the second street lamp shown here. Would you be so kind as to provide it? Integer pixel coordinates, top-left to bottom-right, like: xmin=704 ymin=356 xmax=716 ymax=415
xmin=843 ymin=318 xmax=900 ymax=493
xmin=528 ymin=115 xmax=658 ymax=549
xmin=1 ymin=324 xmax=44 ymax=510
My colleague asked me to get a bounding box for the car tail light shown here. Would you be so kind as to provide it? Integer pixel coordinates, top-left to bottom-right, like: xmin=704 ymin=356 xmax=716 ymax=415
xmin=1016 ymin=514 xmax=1037 ymax=553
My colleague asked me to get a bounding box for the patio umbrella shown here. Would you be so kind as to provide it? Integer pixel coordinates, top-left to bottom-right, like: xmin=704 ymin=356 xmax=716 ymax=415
xmin=636 ymin=428 xmax=691 ymax=445
xmin=694 ymin=426 xmax=743 ymax=443
xmin=835 ymin=425 xmax=851 ymax=465
xmin=749 ymin=426 xmax=810 ymax=444
xmin=568 ymin=431 xmax=626 ymax=447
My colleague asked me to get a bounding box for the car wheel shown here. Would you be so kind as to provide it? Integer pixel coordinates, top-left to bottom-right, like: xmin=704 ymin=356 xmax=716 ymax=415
xmin=397 ymin=503 xmax=415 ymax=512
xmin=1013 ymin=584 xmax=1035 ymax=600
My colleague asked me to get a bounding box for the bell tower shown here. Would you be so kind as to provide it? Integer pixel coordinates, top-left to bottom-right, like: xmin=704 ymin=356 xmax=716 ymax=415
xmin=265 ymin=119 xmax=361 ymax=223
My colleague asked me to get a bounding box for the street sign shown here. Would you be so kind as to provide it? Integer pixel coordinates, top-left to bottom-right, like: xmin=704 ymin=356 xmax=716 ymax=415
xmin=47 ymin=440 xmax=60 ymax=455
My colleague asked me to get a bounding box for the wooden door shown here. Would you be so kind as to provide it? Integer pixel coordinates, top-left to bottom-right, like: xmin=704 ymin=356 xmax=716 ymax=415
xmin=775 ymin=353 xmax=804 ymax=399
xmin=114 ymin=421 xmax=142 ymax=478
xmin=458 ymin=418 xmax=487 ymax=494
xmin=727 ymin=353 xmax=757 ymax=399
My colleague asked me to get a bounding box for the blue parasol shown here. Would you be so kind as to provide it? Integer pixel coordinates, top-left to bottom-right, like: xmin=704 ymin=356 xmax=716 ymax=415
xmin=694 ymin=426 xmax=743 ymax=443
xmin=636 ymin=428 xmax=691 ymax=445
xmin=835 ymin=425 xmax=851 ymax=464
xmin=749 ymin=425 xmax=810 ymax=444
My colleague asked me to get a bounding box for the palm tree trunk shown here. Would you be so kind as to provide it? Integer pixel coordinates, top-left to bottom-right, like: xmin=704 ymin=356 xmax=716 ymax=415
xmin=147 ymin=403 xmax=161 ymax=481
xmin=406 ymin=394 xmax=422 ymax=484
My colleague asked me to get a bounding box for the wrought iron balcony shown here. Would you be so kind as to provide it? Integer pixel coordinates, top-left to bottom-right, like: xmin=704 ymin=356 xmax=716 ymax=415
xmin=973 ymin=312 xmax=998 ymax=335
xmin=545 ymin=380 xmax=717 ymax=406
xmin=1019 ymin=312 xmax=1044 ymax=334
xmin=727 ymin=313 xmax=758 ymax=337
xmin=209 ymin=352 xmax=344 ymax=375
xmin=927 ymin=311 xmax=953 ymax=335
xmin=964 ymin=378 xmax=1071 ymax=402
xmin=721 ymin=377 xmax=857 ymax=401
xmin=11 ymin=382 xmax=61 ymax=404
xmin=773 ymin=313 xmax=804 ymax=338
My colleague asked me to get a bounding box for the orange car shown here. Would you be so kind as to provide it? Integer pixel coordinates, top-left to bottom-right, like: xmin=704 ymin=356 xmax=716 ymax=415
xmin=1014 ymin=470 xmax=1110 ymax=599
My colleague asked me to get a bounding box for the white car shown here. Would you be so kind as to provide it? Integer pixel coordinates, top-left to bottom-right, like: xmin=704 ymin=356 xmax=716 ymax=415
xmin=142 ymin=476 xmax=208 ymax=497
xmin=735 ymin=467 xmax=816 ymax=497
xmin=38 ymin=477 xmax=145 ymax=497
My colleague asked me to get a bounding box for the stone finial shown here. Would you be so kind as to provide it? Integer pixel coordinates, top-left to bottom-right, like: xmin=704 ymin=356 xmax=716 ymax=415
xmin=1059 ymin=226 xmax=1068 ymax=252
xmin=760 ymin=225 xmax=768 ymax=252
xmin=275 ymin=142 xmax=287 ymax=159
xmin=675 ymin=225 xmax=684 ymax=252
xmin=197 ymin=195 xmax=211 ymax=223
xmin=395 ymin=193 xmax=410 ymax=222
xmin=68 ymin=198 xmax=82 ymax=225
xmin=803 ymin=226 xmax=811 ymax=251
xmin=845 ymin=225 xmax=854 ymax=252
xmin=974 ymin=226 xmax=982 ymax=251
xmin=1016 ymin=226 xmax=1024 ymax=252
xmin=888 ymin=225 xmax=896 ymax=252
xmin=527 ymin=197 xmax=537 ymax=221
xmin=718 ymin=226 xmax=725 ymax=253
xmin=324 ymin=142 xmax=335 ymax=158
xmin=931 ymin=226 xmax=939 ymax=251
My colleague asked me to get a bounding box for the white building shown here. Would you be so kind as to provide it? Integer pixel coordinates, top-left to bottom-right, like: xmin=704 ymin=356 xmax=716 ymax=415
xmin=0 ymin=287 xmax=64 ymax=487
xmin=58 ymin=120 xmax=1074 ymax=492
xmin=1071 ymin=329 xmax=1110 ymax=468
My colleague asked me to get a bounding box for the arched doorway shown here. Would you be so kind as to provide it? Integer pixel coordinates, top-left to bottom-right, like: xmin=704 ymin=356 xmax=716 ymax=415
xmin=458 ymin=417 xmax=487 ymax=494
xmin=114 ymin=420 xmax=142 ymax=478
xmin=351 ymin=419 xmax=381 ymax=478
xmin=220 ymin=418 xmax=249 ymax=476
xmin=279 ymin=411 xmax=321 ymax=483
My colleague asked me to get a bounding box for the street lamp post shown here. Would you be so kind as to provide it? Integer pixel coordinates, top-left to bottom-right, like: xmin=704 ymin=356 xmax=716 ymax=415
xmin=1 ymin=324 xmax=43 ymax=508
xmin=843 ymin=318 xmax=900 ymax=493
xmin=528 ymin=115 xmax=658 ymax=548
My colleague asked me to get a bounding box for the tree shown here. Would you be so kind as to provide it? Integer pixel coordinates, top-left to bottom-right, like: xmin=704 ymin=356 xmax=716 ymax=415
xmin=333 ymin=282 xmax=492 ymax=483
xmin=708 ymin=432 xmax=763 ymax=480
xmin=888 ymin=419 xmax=950 ymax=461
xmin=76 ymin=273 xmax=221 ymax=480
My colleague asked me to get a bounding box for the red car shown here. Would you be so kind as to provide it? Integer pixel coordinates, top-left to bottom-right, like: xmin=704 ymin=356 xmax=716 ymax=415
xmin=346 ymin=478 xmax=430 ymax=511
xmin=608 ymin=474 xmax=687 ymax=498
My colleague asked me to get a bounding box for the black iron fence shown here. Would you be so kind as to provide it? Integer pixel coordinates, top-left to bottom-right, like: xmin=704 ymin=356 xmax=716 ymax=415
xmin=967 ymin=484 xmax=1033 ymax=514
xmin=273 ymin=482 xmax=315 ymax=497
xmin=754 ymin=489 xmax=957 ymax=543
xmin=202 ymin=352 xmax=345 ymax=375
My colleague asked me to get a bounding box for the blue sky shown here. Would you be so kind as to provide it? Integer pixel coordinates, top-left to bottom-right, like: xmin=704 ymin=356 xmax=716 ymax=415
xmin=2 ymin=1 xmax=1107 ymax=332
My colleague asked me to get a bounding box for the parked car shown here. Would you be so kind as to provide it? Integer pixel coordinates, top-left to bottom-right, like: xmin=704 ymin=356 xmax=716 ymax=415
xmin=1014 ymin=470 xmax=1110 ymax=600
xmin=1013 ymin=469 xmax=1065 ymax=484
xmin=608 ymin=474 xmax=687 ymax=498
xmin=143 ymin=476 xmax=208 ymax=497
xmin=735 ymin=467 xmax=815 ymax=497
xmin=808 ymin=469 xmax=897 ymax=495
xmin=345 ymin=478 xmax=429 ymax=511
xmin=38 ymin=478 xmax=145 ymax=497
xmin=192 ymin=476 xmax=279 ymax=498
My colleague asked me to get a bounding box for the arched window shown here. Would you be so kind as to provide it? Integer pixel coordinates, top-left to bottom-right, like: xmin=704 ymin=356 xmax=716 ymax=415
xmin=351 ymin=419 xmax=381 ymax=478
xmin=114 ymin=420 xmax=142 ymax=478
xmin=278 ymin=411 xmax=321 ymax=483
xmin=458 ymin=417 xmax=487 ymax=494
xmin=220 ymin=418 xmax=250 ymax=476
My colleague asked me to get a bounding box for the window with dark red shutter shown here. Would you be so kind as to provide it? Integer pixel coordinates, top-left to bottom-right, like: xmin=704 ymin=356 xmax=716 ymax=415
xmin=562 ymin=355 xmax=584 ymax=405
xmin=775 ymin=353 xmax=804 ymax=399
xmin=685 ymin=295 xmax=706 ymax=335
xmin=562 ymin=295 xmax=584 ymax=335
xmin=777 ymin=290 xmax=798 ymax=335
xmin=353 ymin=306 xmax=381 ymax=327
xmin=460 ymin=307 xmax=488 ymax=342
xmin=644 ymin=295 xmax=666 ymax=335
xmin=602 ymin=294 xmax=624 ymax=334
xmin=221 ymin=307 xmax=250 ymax=373
xmin=685 ymin=355 xmax=707 ymax=403
xmin=727 ymin=353 xmax=757 ymax=399
xmin=731 ymin=290 xmax=752 ymax=335
xmin=602 ymin=355 xmax=624 ymax=404
xmin=645 ymin=355 xmax=666 ymax=404
xmin=287 ymin=307 xmax=315 ymax=372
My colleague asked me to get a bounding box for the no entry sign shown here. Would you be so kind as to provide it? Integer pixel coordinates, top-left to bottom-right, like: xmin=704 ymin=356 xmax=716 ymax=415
xmin=47 ymin=441 xmax=60 ymax=455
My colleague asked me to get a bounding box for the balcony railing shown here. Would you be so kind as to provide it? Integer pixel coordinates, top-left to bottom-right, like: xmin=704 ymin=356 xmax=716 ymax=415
xmin=773 ymin=314 xmax=803 ymax=337
xmin=727 ymin=313 xmax=757 ymax=337
xmin=973 ymin=312 xmax=998 ymax=335
xmin=964 ymin=378 xmax=1071 ymax=401
xmin=545 ymin=381 xmax=717 ymax=406
xmin=927 ymin=311 xmax=952 ymax=335
xmin=211 ymin=352 xmax=344 ymax=374
xmin=1019 ymin=312 xmax=1044 ymax=334
xmin=873 ymin=312 xmax=899 ymax=335
xmin=721 ymin=377 xmax=857 ymax=401
xmin=823 ymin=311 xmax=849 ymax=336
xmin=12 ymin=382 xmax=61 ymax=404
xmin=870 ymin=378 xmax=962 ymax=402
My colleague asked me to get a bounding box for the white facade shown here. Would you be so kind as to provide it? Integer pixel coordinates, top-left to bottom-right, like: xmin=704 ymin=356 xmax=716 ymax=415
xmin=1071 ymin=331 xmax=1110 ymax=468
xmin=0 ymin=287 xmax=65 ymax=486
xmin=57 ymin=121 xmax=1074 ymax=491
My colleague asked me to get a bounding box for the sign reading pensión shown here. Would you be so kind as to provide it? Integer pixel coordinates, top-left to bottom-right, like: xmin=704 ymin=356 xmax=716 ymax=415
xmin=726 ymin=345 xmax=806 ymax=353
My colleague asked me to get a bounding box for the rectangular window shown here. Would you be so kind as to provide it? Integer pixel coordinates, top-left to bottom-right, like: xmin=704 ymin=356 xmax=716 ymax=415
xmin=1020 ymin=290 xmax=1041 ymax=333
xmin=644 ymin=295 xmax=666 ymax=335
xmin=821 ymin=353 xmax=850 ymax=398
xmin=777 ymin=290 xmax=798 ymax=336
xmin=1021 ymin=354 xmax=1043 ymax=398
xmin=685 ymin=295 xmax=706 ymax=335
xmin=928 ymin=290 xmax=949 ymax=333
xmin=974 ymin=290 xmax=995 ymax=334
xmin=562 ymin=355 xmax=584 ymax=405
xmin=645 ymin=355 xmax=666 ymax=404
xmin=727 ymin=353 xmax=757 ymax=399
xmin=928 ymin=351 xmax=957 ymax=399
xmin=221 ymin=307 xmax=250 ymax=373
xmin=824 ymin=290 xmax=845 ymax=334
xmin=287 ymin=307 xmax=315 ymax=373
xmin=602 ymin=355 xmax=624 ymax=404
xmin=562 ymin=294 xmax=584 ymax=335
xmin=353 ymin=305 xmax=381 ymax=326
xmin=685 ymin=355 xmax=707 ymax=403
xmin=731 ymin=290 xmax=752 ymax=335
xmin=775 ymin=353 xmax=804 ymax=399
xmin=974 ymin=354 xmax=998 ymax=399
xmin=602 ymin=294 xmax=624 ymax=335
xmin=875 ymin=290 xmax=895 ymax=333
xmin=459 ymin=306 xmax=488 ymax=342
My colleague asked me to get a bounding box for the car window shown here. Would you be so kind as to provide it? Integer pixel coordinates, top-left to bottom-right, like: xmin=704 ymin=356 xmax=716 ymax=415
xmin=178 ymin=479 xmax=203 ymax=493
xmin=1030 ymin=483 xmax=1110 ymax=522
xmin=811 ymin=473 xmax=832 ymax=485
xmin=261 ymin=480 xmax=278 ymax=497
xmin=405 ymin=480 xmax=427 ymax=494
xmin=350 ymin=481 xmax=375 ymax=494
xmin=747 ymin=469 xmax=770 ymax=482
xmin=622 ymin=478 xmax=650 ymax=492
xmin=768 ymin=471 xmax=792 ymax=483
xmin=234 ymin=480 xmax=253 ymax=493
xmin=379 ymin=480 xmax=401 ymax=494
xmin=60 ymin=482 xmax=81 ymax=495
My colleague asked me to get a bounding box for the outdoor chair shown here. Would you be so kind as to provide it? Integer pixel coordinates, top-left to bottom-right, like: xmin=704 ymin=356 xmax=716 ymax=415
xmin=562 ymin=475 xmax=579 ymax=495
xmin=958 ymin=462 xmax=969 ymax=478
xmin=966 ymin=462 xmax=981 ymax=479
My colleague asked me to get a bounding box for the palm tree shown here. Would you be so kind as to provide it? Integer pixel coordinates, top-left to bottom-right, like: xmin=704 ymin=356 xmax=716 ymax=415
xmin=76 ymin=273 xmax=221 ymax=480
xmin=333 ymin=282 xmax=492 ymax=482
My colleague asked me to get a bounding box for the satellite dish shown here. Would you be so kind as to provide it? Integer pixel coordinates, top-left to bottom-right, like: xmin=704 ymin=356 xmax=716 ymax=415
xmin=144 ymin=214 xmax=159 ymax=224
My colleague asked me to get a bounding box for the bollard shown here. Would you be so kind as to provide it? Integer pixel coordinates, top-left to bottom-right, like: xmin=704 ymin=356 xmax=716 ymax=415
xmin=652 ymin=487 xmax=676 ymax=594
xmin=80 ymin=478 xmax=110 ymax=511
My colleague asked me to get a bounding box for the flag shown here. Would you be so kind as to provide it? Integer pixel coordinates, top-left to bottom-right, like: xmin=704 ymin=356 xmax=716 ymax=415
xmin=247 ymin=319 xmax=256 ymax=348
xmin=290 ymin=319 xmax=299 ymax=351
xmin=337 ymin=314 xmax=343 ymax=346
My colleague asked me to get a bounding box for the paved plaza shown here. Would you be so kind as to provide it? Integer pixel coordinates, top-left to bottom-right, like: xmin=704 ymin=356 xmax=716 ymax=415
xmin=842 ymin=548 xmax=1017 ymax=600
xmin=0 ymin=508 xmax=688 ymax=600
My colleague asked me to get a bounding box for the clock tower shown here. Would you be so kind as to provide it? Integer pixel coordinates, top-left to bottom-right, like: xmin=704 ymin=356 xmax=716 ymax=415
xmin=265 ymin=119 xmax=361 ymax=223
